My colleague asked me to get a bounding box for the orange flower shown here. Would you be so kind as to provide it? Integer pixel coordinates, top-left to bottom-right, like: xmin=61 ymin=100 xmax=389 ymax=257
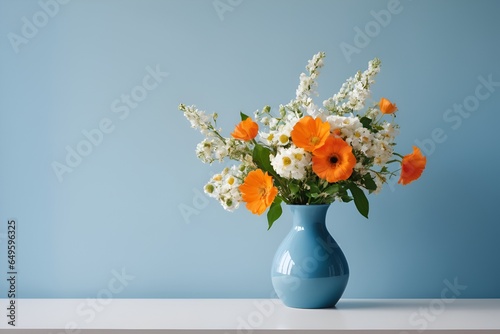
xmin=231 ymin=118 xmax=259 ymax=141
xmin=291 ymin=116 xmax=331 ymax=152
xmin=239 ymin=169 xmax=278 ymax=215
xmin=312 ymin=136 xmax=356 ymax=183
xmin=398 ymin=146 xmax=426 ymax=185
xmin=379 ymin=97 xmax=398 ymax=114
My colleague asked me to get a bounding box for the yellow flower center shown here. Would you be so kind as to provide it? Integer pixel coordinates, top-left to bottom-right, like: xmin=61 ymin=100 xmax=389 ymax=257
xmin=227 ymin=177 xmax=235 ymax=185
xmin=294 ymin=153 xmax=303 ymax=161
xmin=310 ymin=136 xmax=320 ymax=145
xmin=213 ymin=174 xmax=222 ymax=181
xmin=267 ymin=134 xmax=274 ymax=141
xmin=258 ymin=186 xmax=267 ymax=197
xmin=279 ymin=134 xmax=289 ymax=144
xmin=282 ymin=157 xmax=292 ymax=166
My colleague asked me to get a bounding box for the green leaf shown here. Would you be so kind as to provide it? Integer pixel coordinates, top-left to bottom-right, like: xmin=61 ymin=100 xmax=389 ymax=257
xmin=324 ymin=184 xmax=340 ymax=195
xmin=252 ymin=144 xmax=275 ymax=175
xmin=289 ymin=182 xmax=300 ymax=195
xmin=341 ymin=195 xmax=353 ymax=203
xmin=240 ymin=112 xmax=249 ymax=121
xmin=348 ymin=183 xmax=369 ymax=219
xmin=363 ymin=174 xmax=377 ymax=191
xmin=360 ymin=116 xmax=372 ymax=129
xmin=308 ymin=182 xmax=320 ymax=194
xmin=267 ymin=198 xmax=283 ymax=230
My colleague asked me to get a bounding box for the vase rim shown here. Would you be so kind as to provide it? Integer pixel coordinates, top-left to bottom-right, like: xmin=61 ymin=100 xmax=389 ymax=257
xmin=287 ymin=203 xmax=331 ymax=207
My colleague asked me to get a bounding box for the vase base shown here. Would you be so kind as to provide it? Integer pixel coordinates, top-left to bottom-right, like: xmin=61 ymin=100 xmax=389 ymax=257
xmin=272 ymin=274 xmax=349 ymax=309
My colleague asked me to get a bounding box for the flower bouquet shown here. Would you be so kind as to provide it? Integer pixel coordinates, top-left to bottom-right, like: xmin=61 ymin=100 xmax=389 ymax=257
xmin=179 ymin=52 xmax=426 ymax=229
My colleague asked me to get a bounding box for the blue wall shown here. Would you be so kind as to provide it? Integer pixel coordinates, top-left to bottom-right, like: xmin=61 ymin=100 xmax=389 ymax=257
xmin=1 ymin=0 xmax=499 ymax=299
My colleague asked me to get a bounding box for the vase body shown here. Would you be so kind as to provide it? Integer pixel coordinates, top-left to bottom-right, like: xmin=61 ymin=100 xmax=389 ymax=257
xmin=271 ymin=204 xmax=349 ymax=308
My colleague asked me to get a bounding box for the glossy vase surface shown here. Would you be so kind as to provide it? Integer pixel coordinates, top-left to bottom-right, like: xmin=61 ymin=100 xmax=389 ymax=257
xmin=271 ymin=204 xmax=349 ymax=308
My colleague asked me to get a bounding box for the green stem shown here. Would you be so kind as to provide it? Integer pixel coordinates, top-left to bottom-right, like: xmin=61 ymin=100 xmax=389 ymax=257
xmin=393 ymin=152 xmax=405 ymax=159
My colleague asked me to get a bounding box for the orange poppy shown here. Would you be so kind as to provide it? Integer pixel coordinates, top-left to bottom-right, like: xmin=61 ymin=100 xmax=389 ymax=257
xmin=231 ymin=118 xmax=259 ymax=141
xmin=398 ymin=146 xmax=426 ymax=185
xmin=291 ymin=116 xmax=330 ymax=152
xmin=379 ymin=97 xmax=398 ymax=114
xmin=239 ymin=169 xmax=278 ymax=215
xmin=312 ymin=136 xmax=356 ymax=183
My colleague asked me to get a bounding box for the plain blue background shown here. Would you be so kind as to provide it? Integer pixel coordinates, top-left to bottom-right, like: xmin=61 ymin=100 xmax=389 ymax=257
xmin=1 ymin=0 xmax=499 ymax=299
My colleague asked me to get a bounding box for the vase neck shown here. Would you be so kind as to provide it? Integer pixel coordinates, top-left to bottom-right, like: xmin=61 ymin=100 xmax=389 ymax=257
xmin=290 ymin=204 xmax=330 ymax=228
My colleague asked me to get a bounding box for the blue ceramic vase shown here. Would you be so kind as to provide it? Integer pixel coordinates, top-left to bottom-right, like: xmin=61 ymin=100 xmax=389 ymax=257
xmin=271 ymin=204 xmax=349 ymax=308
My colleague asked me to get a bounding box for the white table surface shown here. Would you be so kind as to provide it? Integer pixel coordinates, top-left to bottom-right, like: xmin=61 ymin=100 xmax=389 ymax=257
xmin=1 ymin=298 xmax=499 ymax=333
